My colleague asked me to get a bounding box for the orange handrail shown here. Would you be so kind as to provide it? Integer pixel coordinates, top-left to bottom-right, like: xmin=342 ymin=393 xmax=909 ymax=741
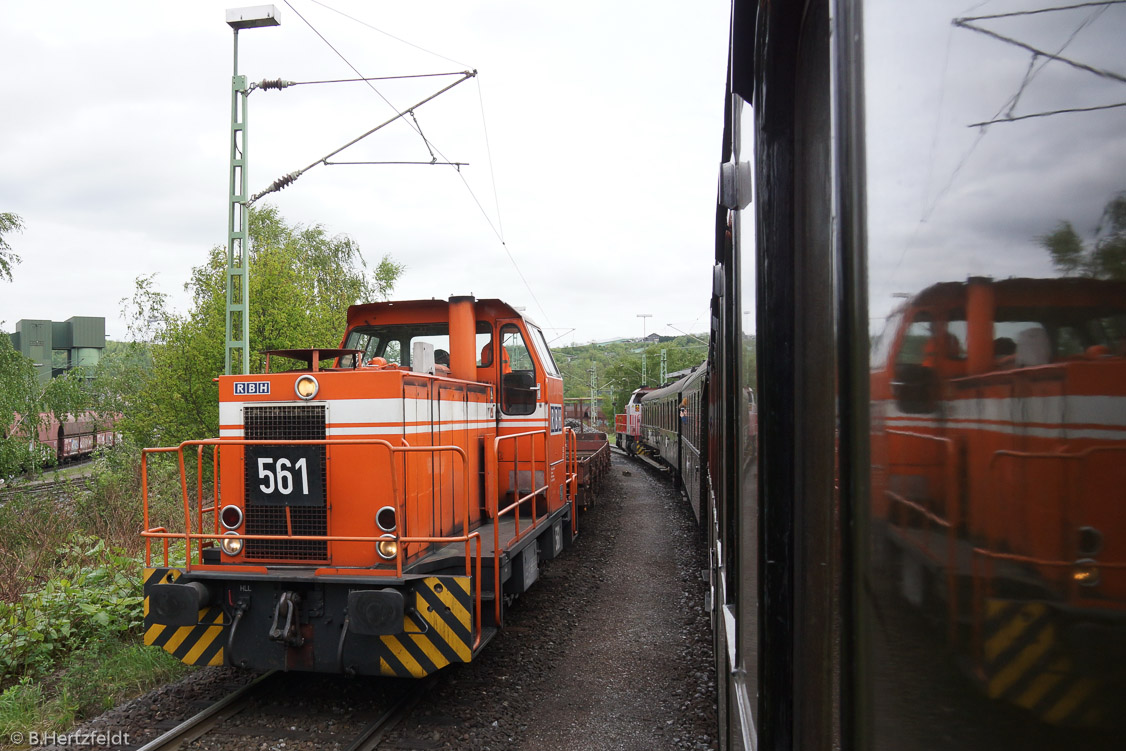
xmin=885 ymin=437 xmax=1126 ymax=660
xmin=885 ymin=429 xmax=959 ymax=644
xmin=141 ymin=437 xmax=481 ymax=646
xmin=487 ymin=429 xmax=549 ymax=622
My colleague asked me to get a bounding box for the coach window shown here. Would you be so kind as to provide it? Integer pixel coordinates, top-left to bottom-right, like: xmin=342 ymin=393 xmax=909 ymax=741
xmin=500 ymin=325 xmax=537 ymax=416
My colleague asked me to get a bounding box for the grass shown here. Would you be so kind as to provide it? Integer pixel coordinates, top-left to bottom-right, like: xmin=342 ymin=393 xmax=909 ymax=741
xmin=0 ymin=639 xmax=189 ymax=744
xmin=40 ymin=461 xmax=97 ymax=482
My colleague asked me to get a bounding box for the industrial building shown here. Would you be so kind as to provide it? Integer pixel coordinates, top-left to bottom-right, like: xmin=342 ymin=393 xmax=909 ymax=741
xmin=7 ymin=317 xmax=106 ymax=384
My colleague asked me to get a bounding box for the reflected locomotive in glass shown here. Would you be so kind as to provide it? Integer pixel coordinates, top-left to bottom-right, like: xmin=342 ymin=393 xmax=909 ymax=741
xmin=871 ymin=276 xmax=1126 ymax=726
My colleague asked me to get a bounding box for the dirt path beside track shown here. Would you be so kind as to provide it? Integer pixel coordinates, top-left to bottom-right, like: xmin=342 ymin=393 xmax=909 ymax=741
xmin=514 ymin=457 xmax=716 ymax=750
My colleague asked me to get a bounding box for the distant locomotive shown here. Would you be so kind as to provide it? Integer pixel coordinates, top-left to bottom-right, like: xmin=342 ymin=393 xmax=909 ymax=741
xmin=141 ymin=297 xmax=604 ymax=677
xmin=613 ymin=386 xmax=649 ymax=454
xmin=616 ymin=367 xmax=709 ymax=523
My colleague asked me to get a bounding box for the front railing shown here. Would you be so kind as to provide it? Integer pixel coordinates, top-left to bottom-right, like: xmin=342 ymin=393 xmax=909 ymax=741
xmin=484 ymin=429 xmax=553 ymax=623
xmin=884 ymin=434 xmax=1126 ymax=657
xmin=140 ymin=437 xmax=482 ymax=648
xmin=884 ymin=429 xmax=961 ymax=644
xmin=143 ymin=429 xmax=588 ymax=636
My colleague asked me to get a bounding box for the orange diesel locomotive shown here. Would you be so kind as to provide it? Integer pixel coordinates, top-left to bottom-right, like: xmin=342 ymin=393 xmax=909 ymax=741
xmin=141 ymin=296 xmax=583 ymax=676
xmin=872 ymin=276 xmax=1126 ymax=724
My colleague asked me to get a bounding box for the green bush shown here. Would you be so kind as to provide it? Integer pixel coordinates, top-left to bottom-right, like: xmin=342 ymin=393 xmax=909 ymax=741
xmin=0 ymin=536 xmax=143 ymax=684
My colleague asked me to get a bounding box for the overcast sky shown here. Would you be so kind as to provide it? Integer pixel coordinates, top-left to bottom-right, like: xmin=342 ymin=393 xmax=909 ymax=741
xmin=0 ymin=0 xmax=729 ymax=345
xmin=864 ymin=0 xmax=1126 ymax=327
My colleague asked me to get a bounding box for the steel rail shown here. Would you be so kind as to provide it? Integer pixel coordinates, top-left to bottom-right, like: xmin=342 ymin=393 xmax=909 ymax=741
xmin=131 ymin=671 xmax=434 ymax=751
xmin=344 ymin=678 xmax=435 ymax=751
xmin=132 ymin=671 xmax=276 ymax=751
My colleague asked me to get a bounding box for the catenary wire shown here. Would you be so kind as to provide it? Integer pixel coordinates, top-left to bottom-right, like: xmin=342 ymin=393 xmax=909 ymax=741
xmin=282 ymin=0 xmax=432 ymax=152
xmin=277 ymin=1 xmax=552 ymax=329
xmin=969 ymin=100 xmax=1126 ymax=126
xmin=894 ymin=3 xmax=1114 ymax=279
xmin=954 ymin=11 xmax=1126 ymax=85
xmin=282 ymin=72 xmax=474 ymax=86
xmin=476 ymin=78 xmax=505 ymax=243
xmin=958 ymin=0 xmax=1126 ymax=22
xmin=307 ymin=0 xmax=472 ymax=68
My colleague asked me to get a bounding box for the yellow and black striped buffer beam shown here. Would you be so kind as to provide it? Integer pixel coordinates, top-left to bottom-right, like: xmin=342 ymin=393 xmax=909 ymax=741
xmin=143 ymin=568 xmax=226 ymax=667
xmin=375 ymin=576 xmax=474 ymax=678
xmin=981 ymin=599 xmax=1103 ymax=727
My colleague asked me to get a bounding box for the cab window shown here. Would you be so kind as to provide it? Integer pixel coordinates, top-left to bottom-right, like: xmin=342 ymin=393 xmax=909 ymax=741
xmin=476 ymin=323 xmax=494 ymax=367
xmin=500 ymin=324 xmax=537 ymax=415
xmin=894 ymin=315 xmax=932 ymax=367
xmin=341 ymin=321 xmax=493 ymax=371
xmin=528 ymin=324 xmax=561 ymax=377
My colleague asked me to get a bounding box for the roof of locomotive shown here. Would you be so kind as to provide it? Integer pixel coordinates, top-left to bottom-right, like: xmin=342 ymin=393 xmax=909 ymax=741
xmin=346 ymin=298 xmax=524 ymax=327
xmin=901 ymin=277 xmax=1126 ymax=312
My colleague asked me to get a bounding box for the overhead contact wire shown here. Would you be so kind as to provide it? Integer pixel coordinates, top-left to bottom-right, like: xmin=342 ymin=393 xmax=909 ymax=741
xmin=249 ymin=71 xmax=477 ymax=204
xmin=283 ymin=0 xmax=553 ymax=328
xmin=476 ymin=78 xmax=505 ymax=243
xmin=284 ymin=72 xmax=474 ymax=86
xmin=281 ymin=0 xmax=432 ymax=151
xmin=307 ymin=0 xmax=471 ymax=68
xmin=959 ymin=0 xmax=1126 ymax=22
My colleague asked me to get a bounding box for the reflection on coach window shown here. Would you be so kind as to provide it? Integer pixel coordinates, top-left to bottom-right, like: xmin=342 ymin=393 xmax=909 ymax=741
xmin=863 ymin=1 xmax=1126 ymax=748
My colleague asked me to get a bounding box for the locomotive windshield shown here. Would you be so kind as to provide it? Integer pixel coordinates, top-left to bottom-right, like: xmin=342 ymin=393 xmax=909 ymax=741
xmin=340 ymin=322 xmax=493 ymax=368
xmin=527 ymin=324 xmax=561 ymax=377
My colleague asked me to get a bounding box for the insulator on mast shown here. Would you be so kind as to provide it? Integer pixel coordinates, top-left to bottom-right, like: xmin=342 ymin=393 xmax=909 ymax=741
xmin=256 ymin=78 xmax=295 ymax=91
xmin=249 ymin=172 xmax=299 ymax=204
xmin=269 ymin=173 xmax=297 ymax=192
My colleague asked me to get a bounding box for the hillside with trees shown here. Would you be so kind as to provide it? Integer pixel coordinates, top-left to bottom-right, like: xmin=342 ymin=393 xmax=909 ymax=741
xmin=553 ymin=334 xmax=711 ymax=424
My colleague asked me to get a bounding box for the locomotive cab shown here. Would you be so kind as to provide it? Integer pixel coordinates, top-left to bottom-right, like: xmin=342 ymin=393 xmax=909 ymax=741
xmin=141 ymin=296 xmax=576 ymax=677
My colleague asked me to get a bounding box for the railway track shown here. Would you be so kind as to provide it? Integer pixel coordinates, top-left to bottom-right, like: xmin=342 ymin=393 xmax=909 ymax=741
xmin=131 ymin=672 xmax=432 ymax=751
xmin=609 ymin=443 xmax=669 ymax=474
xmin=0 ymin=475 xmax=91 ymax=504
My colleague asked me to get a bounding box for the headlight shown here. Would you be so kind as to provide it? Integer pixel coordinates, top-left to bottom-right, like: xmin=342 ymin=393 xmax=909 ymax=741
xmin=1073 ymin=558 xmax=1099 ymax=587
xmin=376 ymin=505 xmax=397 ymax=532
xmin=220 ymin=531 xmax=244 ymax=556
xmin=294 ymin=375 xmax=319 ymax=400
xmin=220 ymin=505 xmax=243 ymax=530
xmin=376 ymin=534 xmax=399 ymax=560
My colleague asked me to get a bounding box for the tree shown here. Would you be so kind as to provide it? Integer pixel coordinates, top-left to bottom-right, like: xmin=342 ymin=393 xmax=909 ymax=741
xmin=1039 ymin=192 xmax=1126 ymax=280
xmin=553 ymin=335 xmax=711 ymax=422
xmin=122 ymin=206 xmax=404 ymax=447
xmin=0 ymin=336 xmax=90 ymax=478
xmin=0 ymin=213 xmax=24 ymax=283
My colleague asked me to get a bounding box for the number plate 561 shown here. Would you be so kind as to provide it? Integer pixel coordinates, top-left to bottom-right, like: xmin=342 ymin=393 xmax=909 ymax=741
xmin=245 ymin=446 xmax=325 ymax=506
